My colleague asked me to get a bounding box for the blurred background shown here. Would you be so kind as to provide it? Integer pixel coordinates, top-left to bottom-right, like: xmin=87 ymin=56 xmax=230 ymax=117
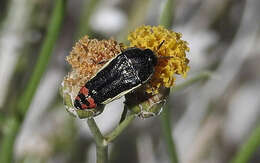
xmin=0 ymin=0 xmax=260 ymax=162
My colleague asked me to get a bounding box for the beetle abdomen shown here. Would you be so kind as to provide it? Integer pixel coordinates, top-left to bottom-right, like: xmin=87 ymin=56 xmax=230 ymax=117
xmin=86 ymin=52 xmax=142 ymax=105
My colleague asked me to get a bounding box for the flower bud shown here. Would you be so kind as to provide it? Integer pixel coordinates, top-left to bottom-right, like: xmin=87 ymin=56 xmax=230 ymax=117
xmin=125 ymin=86 xmax=170 ymax=118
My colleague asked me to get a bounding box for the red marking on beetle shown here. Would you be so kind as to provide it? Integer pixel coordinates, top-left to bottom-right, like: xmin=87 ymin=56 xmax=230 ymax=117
xmin=75 ymin=96 xmax=80 ymax=101
xmin=87 ymin=97 xmax=97 ymax=108
xmin=80 ymin=87 xmax=89 ymax=96
xmin=81 ymin=104 xmax=88 ymax=109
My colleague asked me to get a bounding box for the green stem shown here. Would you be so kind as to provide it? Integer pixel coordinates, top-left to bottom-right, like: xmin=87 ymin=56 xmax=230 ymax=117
xmin=231 ymin=123 xmax=260 ymax=163
xmin=0 ymin=1 xmax=66 ymax=162
xmin=96 ymin=145 xmax=108 ymax=163
xmin=159 ymin=0 xmax=174 ymax=28
xmin=76 ymin=0 xmax=100 ymax=38
xmin=159 ymin=2 xmax=212 ymax=162
xmin=171 ymin=71 xmax=211 ymax=93
xmin=160 ymin=103 xmax=179 ymax=163
xmin=17 ymin=0 xmax=67 ymax=117
xmin=105 ymin=111 xmax=135 ymax=143
xmin=0 ymin=117 xmax=20 ymax=163
xmin=87 ymin=118 xmax=108 ymax=163
xmin=160 ymin=71 xmax=211 ymax=163
xmin=159 ymin=0 xmax=179 ymax=162
xmin=117 ymin=0 xmax=152 ymax=43
xmin=87 ymin=118 xmax=106 ymax=146
xmin=87 ymin=110 xmax=135 ymax=162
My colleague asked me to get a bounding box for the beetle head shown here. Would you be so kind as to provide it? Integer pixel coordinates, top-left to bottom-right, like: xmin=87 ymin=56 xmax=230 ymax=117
xmin=143 ymin=49 xmax=158 ymax=67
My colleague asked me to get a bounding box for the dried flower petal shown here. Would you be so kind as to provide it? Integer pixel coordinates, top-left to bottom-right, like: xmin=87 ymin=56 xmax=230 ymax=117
xmin=61 ymin=36 xmax=124 ymax=118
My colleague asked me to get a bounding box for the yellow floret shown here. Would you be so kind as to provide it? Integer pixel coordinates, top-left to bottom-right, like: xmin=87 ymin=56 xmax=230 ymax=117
xmin=128 ymin=25 xmax=190 ymax=94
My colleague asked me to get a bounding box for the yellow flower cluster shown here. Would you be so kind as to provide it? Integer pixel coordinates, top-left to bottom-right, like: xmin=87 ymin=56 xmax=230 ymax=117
xmin=128 ymin=25 xmax=190 ymax=94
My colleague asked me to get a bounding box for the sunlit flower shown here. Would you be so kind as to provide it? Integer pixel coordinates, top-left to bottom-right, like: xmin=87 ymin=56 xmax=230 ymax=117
xmin=128 ymin=25 xmax=190 ymax=94
xmin=61 ymin=26 xmax=190 ymax=118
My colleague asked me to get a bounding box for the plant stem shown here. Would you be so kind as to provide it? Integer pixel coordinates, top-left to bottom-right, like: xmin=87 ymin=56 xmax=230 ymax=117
xmin=17 ymin=0 xmax=67 ymax=117
xmin=117 ymin=0 xmax=152 ymax=43
xmin=159 ymin=0 xmax=179 ymax=162
xmin=0 ymin=1 xmax=66 ymax=162
xmin=231 ymin=123 xmax=260 ymax=163
xmin=160 ymin=103 xmax=179 ymax=163
xmin=159 ymin=2 xmax=212 ymax=163
xmin=76 ymin=0 xmax=100 ymax=39
xmin=86 ymin=107 xmax=136 ymax=163
xmin=159 ymin=0 xmax=174 ymax=28
xmin=96 ymin=145 xmax=108 ymax=163
xmin=171 ymin=71 xmax=211 ymax=93
xmin=160 ymin=71 xmax=211 ymax=163
xmin=87 ymin=118 xmax=106 ymax=146
xmin=105 ymin=111 xmax=135 ymax=143
xmin=0 ymin=117 xmax=20 ymax=163
xmin=87 ymin=118 xmax=108 ymax=163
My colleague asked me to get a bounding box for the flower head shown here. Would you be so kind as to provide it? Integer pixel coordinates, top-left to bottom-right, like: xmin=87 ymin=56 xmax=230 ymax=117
xmin=128 ymin=25 xmax=190 ymax=94
xmin=61 ymin=36 xmax=124 ymax=118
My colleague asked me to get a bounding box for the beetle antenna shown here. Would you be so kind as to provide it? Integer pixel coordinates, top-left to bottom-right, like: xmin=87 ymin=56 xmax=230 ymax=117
xmin=157 ymin=40 xmax=173 ymax=60
xmin=157 ymin=40 xmax=165 ymax=51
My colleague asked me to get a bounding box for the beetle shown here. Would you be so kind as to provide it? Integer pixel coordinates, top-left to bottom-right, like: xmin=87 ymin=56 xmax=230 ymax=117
xmin=74 ymin=41 xmax=166 ymax=110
